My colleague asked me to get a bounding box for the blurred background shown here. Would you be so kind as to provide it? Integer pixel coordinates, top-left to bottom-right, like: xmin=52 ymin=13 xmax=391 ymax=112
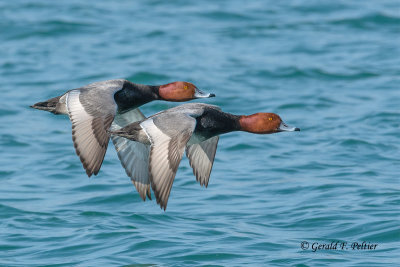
xmin=1 ymin=0 xmax=399 ymax=266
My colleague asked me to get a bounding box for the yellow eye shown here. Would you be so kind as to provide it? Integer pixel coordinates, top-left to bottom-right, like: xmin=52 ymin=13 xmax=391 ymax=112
xmin=269 ymin=117 xmax=272 ymax=121
xmin=184 ymin=85 xmax=188 ymax=90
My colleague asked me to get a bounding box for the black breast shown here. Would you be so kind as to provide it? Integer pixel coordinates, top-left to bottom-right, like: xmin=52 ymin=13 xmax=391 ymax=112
xmin=195 ymin=108 xmax=240 ymax=138
xmin=114 ymin=81 xmax=157 ymax=112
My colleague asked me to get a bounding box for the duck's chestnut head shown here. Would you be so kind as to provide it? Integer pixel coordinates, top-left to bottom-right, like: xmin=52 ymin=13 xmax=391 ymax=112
xmin=239 ymin=113 xmax=300 ymax=134
xmin=158 ymin=81 xmax=215 ymax=102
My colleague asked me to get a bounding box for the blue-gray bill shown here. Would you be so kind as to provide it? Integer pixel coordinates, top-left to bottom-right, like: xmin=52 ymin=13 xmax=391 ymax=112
xmin=194 ymin=88 xmax=215 ymax=98
xmin=278 ymin=121 xmax=300 ymax=132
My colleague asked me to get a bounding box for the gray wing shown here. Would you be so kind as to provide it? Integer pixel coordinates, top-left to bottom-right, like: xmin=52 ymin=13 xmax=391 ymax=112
xmin=186 ymin=136 xmax=219 ymax=187
xmin=66 ymin=82 xmax=122 ymax=176
xmin=141 ymin=113 xmax=197 ymax=210
xmin=111 ymin=108 xmax=151 ymax=200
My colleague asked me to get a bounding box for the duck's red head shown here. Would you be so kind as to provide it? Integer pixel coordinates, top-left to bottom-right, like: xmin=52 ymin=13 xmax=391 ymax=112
xmin=159 ymin=81 xmax=215 ymax=102
xmin=239 ymin=113 xmax=300 ymax=134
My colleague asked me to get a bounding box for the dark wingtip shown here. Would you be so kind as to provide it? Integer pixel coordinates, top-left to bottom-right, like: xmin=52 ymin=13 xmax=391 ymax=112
xmin=295 ymin=127 xmax=300 ymax=131
xmin=209 ymin=93 xmax=216 ymax=97
xmin=147 ymin=189 xmax=152 ymax=200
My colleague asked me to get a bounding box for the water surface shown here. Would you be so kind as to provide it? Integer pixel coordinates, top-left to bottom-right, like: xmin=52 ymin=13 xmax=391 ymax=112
xmin=1 ymin=0 xmax=399 ymax=266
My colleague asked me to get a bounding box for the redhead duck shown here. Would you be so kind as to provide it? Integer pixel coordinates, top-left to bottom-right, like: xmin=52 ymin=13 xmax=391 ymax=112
xmin=110 ymin=103 xmax=300 ymax=210
xmin=31 ymin=79 xmax=215 ymax=177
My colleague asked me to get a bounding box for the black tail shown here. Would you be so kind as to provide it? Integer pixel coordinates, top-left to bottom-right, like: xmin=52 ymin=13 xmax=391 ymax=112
xmin=108 ymin=123 xmax=142 ymax=141
xmin=30 ymin=96 xmax=61 ymax=114
xmin=108 ymin=129 xmax=130 ymax=139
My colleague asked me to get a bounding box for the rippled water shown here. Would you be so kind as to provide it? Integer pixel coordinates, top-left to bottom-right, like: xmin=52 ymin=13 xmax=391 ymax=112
xmin=1 ymin=0 xmax=399 ymax=266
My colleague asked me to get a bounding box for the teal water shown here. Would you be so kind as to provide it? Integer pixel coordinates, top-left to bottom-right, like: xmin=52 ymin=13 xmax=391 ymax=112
xmin=1 ymin=0 xmax=399 ymax=266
